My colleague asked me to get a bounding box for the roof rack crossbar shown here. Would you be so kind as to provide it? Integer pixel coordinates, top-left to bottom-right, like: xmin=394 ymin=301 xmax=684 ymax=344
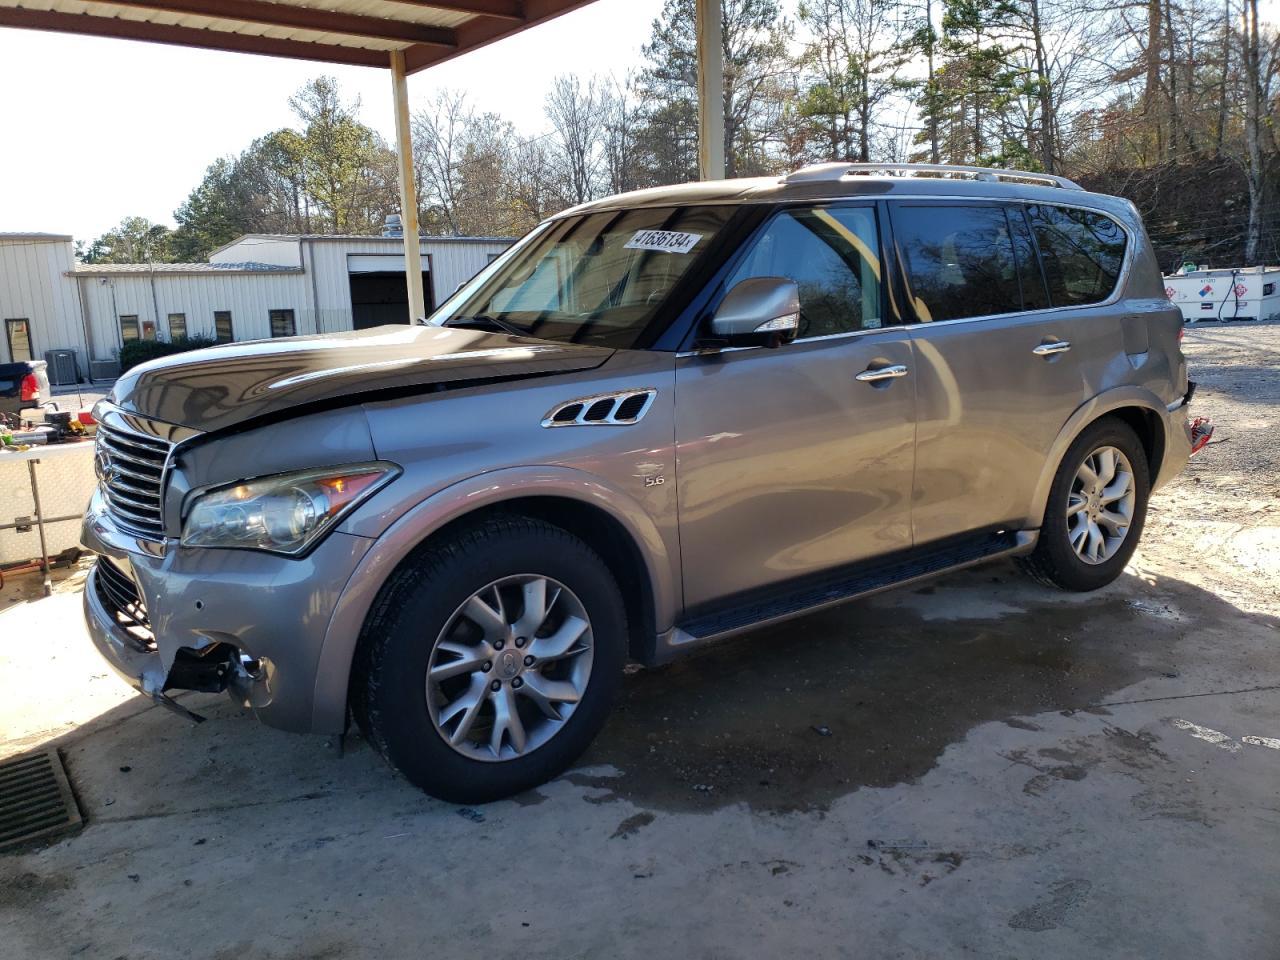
xmin=782 ymin=162 xmax=1082 ymax=190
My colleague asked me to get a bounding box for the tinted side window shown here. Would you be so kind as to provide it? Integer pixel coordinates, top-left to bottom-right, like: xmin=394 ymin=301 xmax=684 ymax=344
xmin=1007 ymin=207 xmax=1050 ymax=311
xmin=1027 ymin=205 xmax=1126 ymax=306
xmin=724 ymin=206 xmax=881 ymax=336
xmin=895 ymin=205 xmax=1021 ymax=321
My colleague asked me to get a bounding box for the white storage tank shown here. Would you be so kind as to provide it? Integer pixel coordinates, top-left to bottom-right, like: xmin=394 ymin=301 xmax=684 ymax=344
xmin=1163 ymin=265 xmax=1280 ymax=323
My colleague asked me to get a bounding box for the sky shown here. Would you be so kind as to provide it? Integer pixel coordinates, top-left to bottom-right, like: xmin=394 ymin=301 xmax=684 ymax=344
xmin=0 ymin=0 xmax=665 ymax=243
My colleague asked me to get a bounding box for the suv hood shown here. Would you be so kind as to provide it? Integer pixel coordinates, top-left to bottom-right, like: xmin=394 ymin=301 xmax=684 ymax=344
xmin=110 ymin=325 xmax=614 ymax=432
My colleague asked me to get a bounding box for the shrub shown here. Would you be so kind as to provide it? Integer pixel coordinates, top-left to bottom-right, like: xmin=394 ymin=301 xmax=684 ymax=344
xmin=118 ymin=335 xmax=218 ymax=373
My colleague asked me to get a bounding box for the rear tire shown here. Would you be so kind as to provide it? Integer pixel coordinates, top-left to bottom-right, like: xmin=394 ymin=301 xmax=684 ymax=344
xmin=1017 ymin=417 xmax=1150 ymax=592
xmin=351 ymin=515 xmax=626 ymax=803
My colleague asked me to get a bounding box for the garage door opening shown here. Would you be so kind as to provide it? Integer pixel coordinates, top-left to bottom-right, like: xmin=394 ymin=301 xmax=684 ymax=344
xmin=350 ymin=271 xmax=432 ymax=330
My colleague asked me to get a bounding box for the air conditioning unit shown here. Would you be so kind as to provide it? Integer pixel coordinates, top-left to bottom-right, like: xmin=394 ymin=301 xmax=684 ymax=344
xmin=44 ymin=349 xmax=80 ymax=386
xmin=89 ymin=359 xmax=120 ymax=382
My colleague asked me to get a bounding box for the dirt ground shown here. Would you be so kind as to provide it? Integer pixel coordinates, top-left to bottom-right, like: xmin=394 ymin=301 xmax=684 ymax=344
xmin=0 ymin=321 xmax=1276 ymax=960
xmin=1143 ymin=322 xmax=1280 ymax=614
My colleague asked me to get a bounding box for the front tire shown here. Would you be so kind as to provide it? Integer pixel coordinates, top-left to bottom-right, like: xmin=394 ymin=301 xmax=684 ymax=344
xmin=1017 ymin=418 xmax=1150 ymax=592
xmin=351 ymin=515 xmax=626 ymax=803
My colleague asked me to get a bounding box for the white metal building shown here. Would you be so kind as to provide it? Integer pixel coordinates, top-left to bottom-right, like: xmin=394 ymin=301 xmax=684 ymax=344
xmin=0 ymin=231 xmax=511 ymax=381
xmin=0 ymin=233 xmax=86 ymax=375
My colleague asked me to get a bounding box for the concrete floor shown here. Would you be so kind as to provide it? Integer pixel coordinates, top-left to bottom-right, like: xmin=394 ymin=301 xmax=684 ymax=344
xmin=1 ymin=322 xmax=1277 ymax=959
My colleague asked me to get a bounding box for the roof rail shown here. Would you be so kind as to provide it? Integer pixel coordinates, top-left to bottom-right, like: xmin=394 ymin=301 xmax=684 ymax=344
xmin=781 ymin=162 xmax=1082 ymax=190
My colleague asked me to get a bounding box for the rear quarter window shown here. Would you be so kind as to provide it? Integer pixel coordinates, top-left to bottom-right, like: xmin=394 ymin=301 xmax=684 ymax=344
xmin=1027 ymin=205 xmax=1127 ymax=306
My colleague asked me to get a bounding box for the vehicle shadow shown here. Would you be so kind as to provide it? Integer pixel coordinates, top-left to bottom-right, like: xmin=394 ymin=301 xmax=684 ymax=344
xmin=577 ymin=559 xmax=1280 ymax=812
xmin=6 ymin=559 xmax=1277 ymax=830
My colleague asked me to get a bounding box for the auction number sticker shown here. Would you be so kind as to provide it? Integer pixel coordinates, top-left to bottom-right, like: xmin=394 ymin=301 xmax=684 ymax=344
xmin=624 ymin=230 xmax=703 ymax=254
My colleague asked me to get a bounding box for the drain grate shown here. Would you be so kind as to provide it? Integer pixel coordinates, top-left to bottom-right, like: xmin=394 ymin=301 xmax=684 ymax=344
xmin=0 ymin=749 xmax=83 ymax=851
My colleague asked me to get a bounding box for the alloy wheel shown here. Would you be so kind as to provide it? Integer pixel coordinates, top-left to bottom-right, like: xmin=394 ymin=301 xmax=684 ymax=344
xmin=426 ymin=575 xmax=594 ymax=762
xmin=1066 ymin=445 xmax=1136 ymax=565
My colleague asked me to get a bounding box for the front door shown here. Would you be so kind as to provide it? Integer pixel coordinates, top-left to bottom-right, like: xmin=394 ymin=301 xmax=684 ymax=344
xmin=675 ymin=204 xmax=916 ymax=610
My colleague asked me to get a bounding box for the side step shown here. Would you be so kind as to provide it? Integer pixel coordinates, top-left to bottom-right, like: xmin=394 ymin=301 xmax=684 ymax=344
xmin=672 ymin=530 xmax=1027 ymax=647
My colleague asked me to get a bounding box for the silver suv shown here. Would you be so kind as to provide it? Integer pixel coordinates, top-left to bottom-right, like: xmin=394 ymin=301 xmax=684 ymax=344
xmin=83 ymin=163 xmax=1202 ymax=802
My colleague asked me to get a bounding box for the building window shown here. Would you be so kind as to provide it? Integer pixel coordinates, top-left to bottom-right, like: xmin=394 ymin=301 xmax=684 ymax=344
xmin=5 ymin=319 xmax=33 ymax=362
xmin=119 ymin=315 xmax=141 ymax=343
xmin=141 ymin=320 xmax=157 ymax=341
xmin=214 ymin=311 xmax=234 ymax=344
xmin=269 ymin=309 xmax=297 ymax=338
xmin=168 ymin=313 xmax=187 ymax=340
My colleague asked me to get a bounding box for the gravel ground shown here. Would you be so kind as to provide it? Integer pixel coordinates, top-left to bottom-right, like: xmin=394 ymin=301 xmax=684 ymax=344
xmin=1143 ymin=319 xmax=1280 ymax=613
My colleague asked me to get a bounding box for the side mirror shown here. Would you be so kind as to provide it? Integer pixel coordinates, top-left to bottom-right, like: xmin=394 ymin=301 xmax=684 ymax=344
xmin=708 ymin=277 xmax=800 ymax=347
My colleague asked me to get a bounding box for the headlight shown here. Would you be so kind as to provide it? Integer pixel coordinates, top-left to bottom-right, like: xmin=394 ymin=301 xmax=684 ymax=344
xmin=181 ymin=462 xmax=397 ymax=556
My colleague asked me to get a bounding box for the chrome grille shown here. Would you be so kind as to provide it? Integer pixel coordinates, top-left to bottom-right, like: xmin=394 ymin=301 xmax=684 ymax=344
xmin=96 ymin=420 xmax=172 ymax=540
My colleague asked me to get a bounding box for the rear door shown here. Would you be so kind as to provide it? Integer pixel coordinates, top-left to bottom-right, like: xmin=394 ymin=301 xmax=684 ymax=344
xmin=675 ymin=203 xmax=917 ymax=609
xmin=891 ymin=200 xmax=1129 ymax=543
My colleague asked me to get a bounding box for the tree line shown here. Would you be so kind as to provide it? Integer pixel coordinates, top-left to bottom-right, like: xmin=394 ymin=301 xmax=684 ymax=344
xmin=81 ymin=0 xmax=1278 ymax=270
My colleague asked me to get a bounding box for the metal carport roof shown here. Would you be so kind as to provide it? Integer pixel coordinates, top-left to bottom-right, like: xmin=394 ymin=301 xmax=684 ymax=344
xmin=0 ymin=0 xmax=599 ymax=74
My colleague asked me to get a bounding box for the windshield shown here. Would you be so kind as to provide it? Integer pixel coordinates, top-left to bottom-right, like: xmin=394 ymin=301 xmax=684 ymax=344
xmin=433 ymin=205 xmax=738 ymax=348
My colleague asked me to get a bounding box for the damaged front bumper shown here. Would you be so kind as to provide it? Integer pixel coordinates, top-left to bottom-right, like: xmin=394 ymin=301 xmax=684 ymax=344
xmin=81 ymin=489 xmax=371 ymax=732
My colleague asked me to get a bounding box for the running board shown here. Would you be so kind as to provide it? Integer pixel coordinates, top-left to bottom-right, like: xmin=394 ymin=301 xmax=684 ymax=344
xmin=656 ymin=530 xmax=1034 ymax=661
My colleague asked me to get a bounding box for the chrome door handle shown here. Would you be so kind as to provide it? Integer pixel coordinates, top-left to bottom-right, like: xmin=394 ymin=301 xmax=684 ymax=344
xmin=1033 ymin=340 xmax=1072 ymax=356
xmin=855 ymin=364 xmax=909 ymax=382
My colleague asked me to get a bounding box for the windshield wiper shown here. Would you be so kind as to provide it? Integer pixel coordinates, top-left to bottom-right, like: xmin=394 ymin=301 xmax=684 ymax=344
xmin=440 ymin=315 xmax=528 ymax=337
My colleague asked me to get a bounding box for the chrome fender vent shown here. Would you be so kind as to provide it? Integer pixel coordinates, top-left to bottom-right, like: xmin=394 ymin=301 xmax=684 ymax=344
xmin=542 ymin=389 xmax=657 ymax=427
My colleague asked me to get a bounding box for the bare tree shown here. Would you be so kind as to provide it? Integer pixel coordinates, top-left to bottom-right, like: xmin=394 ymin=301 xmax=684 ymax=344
xmin=454 ymin=113 xmax=517 ymax=237
xmin=412 ymin=89 xmax=472 ymax=235
xmin=1237 ymin=0 xmax=1279 ymax=262
xmin=508 ymin=136 xmax=559 ymax=232
xmin=545 ymin=74 xmax=608 ymax=204
xmin=601 ymin=74 xmax=645 ymax=194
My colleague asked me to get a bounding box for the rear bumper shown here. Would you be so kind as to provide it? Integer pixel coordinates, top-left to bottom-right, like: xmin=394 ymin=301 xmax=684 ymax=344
xmin=81 ymin=491 xmax=372 ymax=733
xmin=1153 ymin=387 xmax=1199 ymax=492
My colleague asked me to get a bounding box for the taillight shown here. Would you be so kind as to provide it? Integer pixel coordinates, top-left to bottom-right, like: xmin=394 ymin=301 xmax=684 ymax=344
xmin=19 ymin=374 xmax=38 ymax=403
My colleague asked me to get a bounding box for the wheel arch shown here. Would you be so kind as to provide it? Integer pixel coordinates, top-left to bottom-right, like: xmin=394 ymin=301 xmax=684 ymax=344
xmin=1026 ymin=387 xmax=1167 ymax=528
xmin=310 ymin=467 xmax=677 ymax=733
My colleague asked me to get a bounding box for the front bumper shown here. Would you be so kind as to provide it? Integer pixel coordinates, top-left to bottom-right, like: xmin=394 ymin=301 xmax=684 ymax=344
xmin=81 ymin=490 xmax=372 ymax=732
